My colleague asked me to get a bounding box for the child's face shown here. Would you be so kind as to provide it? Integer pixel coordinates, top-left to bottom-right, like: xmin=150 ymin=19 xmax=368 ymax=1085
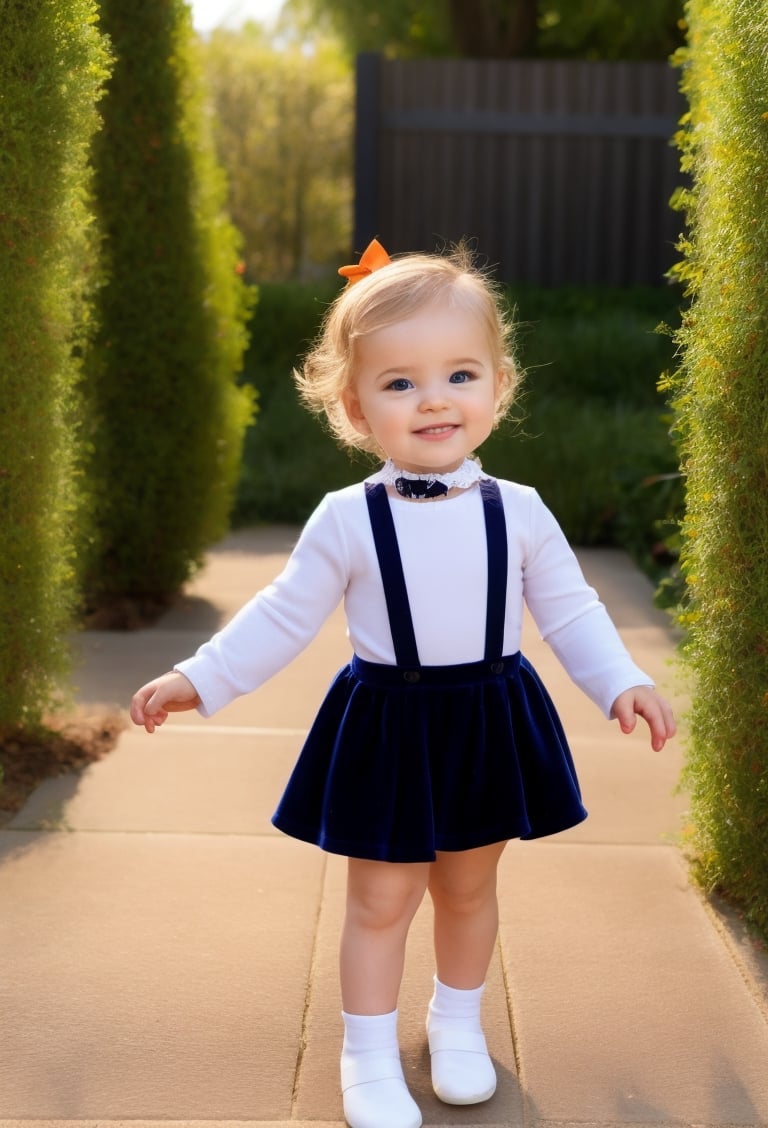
xmin=342 ymin=301 xmax=500 ymax=474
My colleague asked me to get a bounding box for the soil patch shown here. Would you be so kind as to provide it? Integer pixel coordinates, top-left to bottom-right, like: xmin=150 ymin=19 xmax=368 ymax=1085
xmin=0 ymin=710 xmax=125 ymax=822
xmin=82 ymin=594 xmax=172 ymax=631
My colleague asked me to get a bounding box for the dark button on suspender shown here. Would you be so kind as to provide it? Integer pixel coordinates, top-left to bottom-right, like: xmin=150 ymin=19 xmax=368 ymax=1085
xmin=364 ymin=479 xmax=508 ymax=669
xmin=403 ymin=670 xmax=421 ymax=683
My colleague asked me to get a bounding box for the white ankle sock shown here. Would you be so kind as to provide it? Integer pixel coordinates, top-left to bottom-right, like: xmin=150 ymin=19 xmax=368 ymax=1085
xmin=426 ymin=977 xmax=496 ymax=1106
xmin=427 ymin=975 xmax=485 ymax=1033
xmin=340 ymin=1010 xmax=422 ymax=1128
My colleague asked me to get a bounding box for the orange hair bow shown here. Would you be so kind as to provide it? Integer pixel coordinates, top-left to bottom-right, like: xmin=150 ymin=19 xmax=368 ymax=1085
xmin=338 ymin=238 xmax=391 ymax=286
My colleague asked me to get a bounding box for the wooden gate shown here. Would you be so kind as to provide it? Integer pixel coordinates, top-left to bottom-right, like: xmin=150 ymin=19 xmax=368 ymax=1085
xmin=353 ymin=54 xmax=685 ymax=285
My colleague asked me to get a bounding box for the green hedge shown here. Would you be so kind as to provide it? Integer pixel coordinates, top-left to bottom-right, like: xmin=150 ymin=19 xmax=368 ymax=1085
xmin=666 ymin=0 xmax=768 ymax=936
xmin=81 ymin=0 xmax=254 ymax=617
xmin=0 ymin=1 xmax=110 ymax=735
xmin=234 ymin=281 xmax=680 ymax=564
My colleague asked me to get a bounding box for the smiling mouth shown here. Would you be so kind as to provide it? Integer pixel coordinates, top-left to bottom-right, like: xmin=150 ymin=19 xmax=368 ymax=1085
xmin=415 ymin=424 xmax=458 ymax=436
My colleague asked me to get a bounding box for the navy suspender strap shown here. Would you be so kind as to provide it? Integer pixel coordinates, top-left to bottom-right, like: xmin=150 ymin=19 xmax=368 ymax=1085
xmin=479 ymin=478 xmax=508 ymax=661
xmin=363 ymin=478 xmax=505 ymax=663
xmin=364 ymin=483 xmax=420 ymax=667
xmin=364 ymin=478 xmax=509 ymax=667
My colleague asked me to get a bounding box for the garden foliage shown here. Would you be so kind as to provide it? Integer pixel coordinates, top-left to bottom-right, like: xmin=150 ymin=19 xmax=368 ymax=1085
xmin=291 ymin=0 xmax=684 ymax=60
xmin=82 ymin=0 xmax=255 ymax=618
xmin=666 ymin=0 xmax=768 ymax=934
xmin=0 ymin=0 xmax=110 ymax=734
xmin=201 ymin=26 xmax=352 ymax=283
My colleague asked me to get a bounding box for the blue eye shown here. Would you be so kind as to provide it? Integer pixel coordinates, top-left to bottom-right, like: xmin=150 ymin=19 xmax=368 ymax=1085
xmin=386 ymin=377 xmax=413 ymax=391
xmin=449 ymin=370 xmax=473 ymax=383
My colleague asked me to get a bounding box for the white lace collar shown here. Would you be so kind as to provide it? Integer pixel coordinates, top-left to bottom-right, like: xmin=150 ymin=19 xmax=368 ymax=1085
xmin=367 ymin=457 xmax=489 ymax=499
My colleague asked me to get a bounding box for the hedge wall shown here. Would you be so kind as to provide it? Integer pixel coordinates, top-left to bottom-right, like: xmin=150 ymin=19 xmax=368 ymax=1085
xmin=667 ymin=0 xmax=768 ymax=934
xmin=0 ymin=0 xmax=110 ymax=734
xmin=82 ymin=0 xmax=254 ymax=620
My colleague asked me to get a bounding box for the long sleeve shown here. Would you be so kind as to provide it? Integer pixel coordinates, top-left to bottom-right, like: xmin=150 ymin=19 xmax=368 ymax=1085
xmin=521 ymin=491 xmax=653 ymax=717
xmin=175 ymin=478 xmax=654 ymax=722
xmin=175 ymin=494 xmax=351 ymax=716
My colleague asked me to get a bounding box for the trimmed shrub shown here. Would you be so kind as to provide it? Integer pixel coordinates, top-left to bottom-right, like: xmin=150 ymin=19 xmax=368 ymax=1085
xmin=82 ymin=0 xmax=254 ymax=619
xmin=0 ymin=1 xmax=110 ymax=735
xmin=666 ymin=1 xmax=768 ymax=934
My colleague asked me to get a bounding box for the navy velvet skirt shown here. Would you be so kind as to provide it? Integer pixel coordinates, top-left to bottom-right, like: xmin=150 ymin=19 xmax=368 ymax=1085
xmin=272 ymin=651 xmax=587 ymax=863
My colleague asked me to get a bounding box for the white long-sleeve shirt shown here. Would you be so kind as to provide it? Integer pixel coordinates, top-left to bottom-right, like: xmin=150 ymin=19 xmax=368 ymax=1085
xmin=176 ymin=478 xmax=652 ymax=719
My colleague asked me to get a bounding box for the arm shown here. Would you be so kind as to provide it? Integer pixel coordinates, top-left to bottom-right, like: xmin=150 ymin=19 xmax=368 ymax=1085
xmin=522 ymin=492 xmax=675 ymax=744
xmin=131 ymin=493 xmax=352 ymax=723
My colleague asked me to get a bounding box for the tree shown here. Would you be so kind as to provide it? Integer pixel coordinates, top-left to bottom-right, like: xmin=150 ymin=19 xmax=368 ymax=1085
xmin=82 ymin=0 xmax=254 ymax=620
xmin=665 ymin=0 xmax=768 ymax=935
xmin=201 ymin=26 xmax=353 ymax=281
xmin=447 ymin=0 xmax=538 ymax=58
xmin=287 ymin=0 xmax=683 ymax=59
xmin=284 ymin=0 xmax=452 ymax=56
xmin=0 ymin=0 xmax=110 ymax=735
xmin=538 ymin=0 xmax=684 ymax=60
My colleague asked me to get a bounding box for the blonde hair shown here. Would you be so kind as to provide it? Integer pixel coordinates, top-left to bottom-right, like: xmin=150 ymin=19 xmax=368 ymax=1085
xmin=295 ymin=243 xmax=520 ymax=456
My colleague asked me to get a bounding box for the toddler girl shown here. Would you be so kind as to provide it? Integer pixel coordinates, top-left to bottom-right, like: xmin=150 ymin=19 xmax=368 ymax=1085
xmin=131 ymin=240 xmax=675 ymax=1128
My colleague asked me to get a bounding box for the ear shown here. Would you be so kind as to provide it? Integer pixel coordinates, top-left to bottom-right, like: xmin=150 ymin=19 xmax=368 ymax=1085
xmin=341 ymin=388 xmax=371 ymax=436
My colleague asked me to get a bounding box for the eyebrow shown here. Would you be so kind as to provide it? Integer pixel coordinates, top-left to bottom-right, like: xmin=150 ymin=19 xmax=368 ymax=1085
xmin=450 ymin=357 xmax=485 ymax=368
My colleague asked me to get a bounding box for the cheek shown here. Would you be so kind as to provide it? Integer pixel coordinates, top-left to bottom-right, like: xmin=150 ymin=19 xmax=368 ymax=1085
xmin=470 ymin=387 xmax=497 ymax=417
xmin=372 ymin=401 xmax=409 ymax=435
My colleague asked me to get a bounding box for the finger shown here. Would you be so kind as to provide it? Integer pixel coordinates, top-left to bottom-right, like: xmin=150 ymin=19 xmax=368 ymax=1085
xmin=658 ymin=703 xmax=677 ymax=746
xmin=639 ymin=701 xmax=673 ymax=752
xmin=144 ymin=690 xmax=171 ymax=719
xmin=612 ymin=701 xmax=637 ymax=735
xmin=145 ymin=707 xmax=169 ymax=734
xmin=130 ymin=684 xmax=172 ymax=733
xmin=649 ymin=721 xmax=666 ymax=751
xmin=129 ymin=688 xmax=155 ymax=728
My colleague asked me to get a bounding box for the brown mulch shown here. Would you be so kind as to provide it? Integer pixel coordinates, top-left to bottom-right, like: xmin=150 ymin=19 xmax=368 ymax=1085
xmin=82 ymin=593 xmax=172 ymax=631
xmin=0 ymin=710 xmax=125 ymax=820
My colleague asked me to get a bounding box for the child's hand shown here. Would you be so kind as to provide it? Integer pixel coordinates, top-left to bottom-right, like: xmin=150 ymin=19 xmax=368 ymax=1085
xmin=130 ymin=671 xmax=201 ymax=734
xmin=610 ymin=686 xmax=676 ymax=752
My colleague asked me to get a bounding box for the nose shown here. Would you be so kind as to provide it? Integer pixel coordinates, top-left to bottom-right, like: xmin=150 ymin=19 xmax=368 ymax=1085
xmin=417 ymin=382 xmax=451 ymax=411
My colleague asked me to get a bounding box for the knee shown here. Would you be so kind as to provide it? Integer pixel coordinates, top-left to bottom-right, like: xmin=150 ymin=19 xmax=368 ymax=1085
xmin=346 ymin=868 xmax=427 ymax=933
xmin=429 ymin=872 xmax=497 ymax=918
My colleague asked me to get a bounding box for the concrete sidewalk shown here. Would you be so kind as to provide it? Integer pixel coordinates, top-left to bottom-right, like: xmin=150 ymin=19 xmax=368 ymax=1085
xmin=2 ymin=529 xmax=767 ymax=1128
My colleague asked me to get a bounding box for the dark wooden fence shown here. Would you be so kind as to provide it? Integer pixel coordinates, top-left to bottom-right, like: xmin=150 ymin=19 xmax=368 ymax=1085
xmin=353 ymin=54 xmax=685 ymax=286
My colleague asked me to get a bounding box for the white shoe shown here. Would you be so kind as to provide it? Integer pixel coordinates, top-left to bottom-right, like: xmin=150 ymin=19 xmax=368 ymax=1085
xmin=341 ymin=1051 xmax=422 ymax=1128
xmin=427 ymin=1027 xmax=497 ymax=1105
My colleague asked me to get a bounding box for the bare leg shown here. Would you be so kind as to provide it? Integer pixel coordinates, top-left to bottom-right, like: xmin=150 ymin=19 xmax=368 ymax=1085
xmin=339 ymin=858 xmax=429 ymax=1128
xmin=426 ymin=841 xmax=507 ymax=1105
xmin=340 ymin=857 xmax=430 ymax=1013
xmin=428 ymin=840 xmax=507 ymax=987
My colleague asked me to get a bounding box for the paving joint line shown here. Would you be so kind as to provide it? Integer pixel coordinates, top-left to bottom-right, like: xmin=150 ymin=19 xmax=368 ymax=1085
xmin=289 ymin=852 xmax=328 ymax=1118
xmin=157 ymin=724 xmax=309 ymax=737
